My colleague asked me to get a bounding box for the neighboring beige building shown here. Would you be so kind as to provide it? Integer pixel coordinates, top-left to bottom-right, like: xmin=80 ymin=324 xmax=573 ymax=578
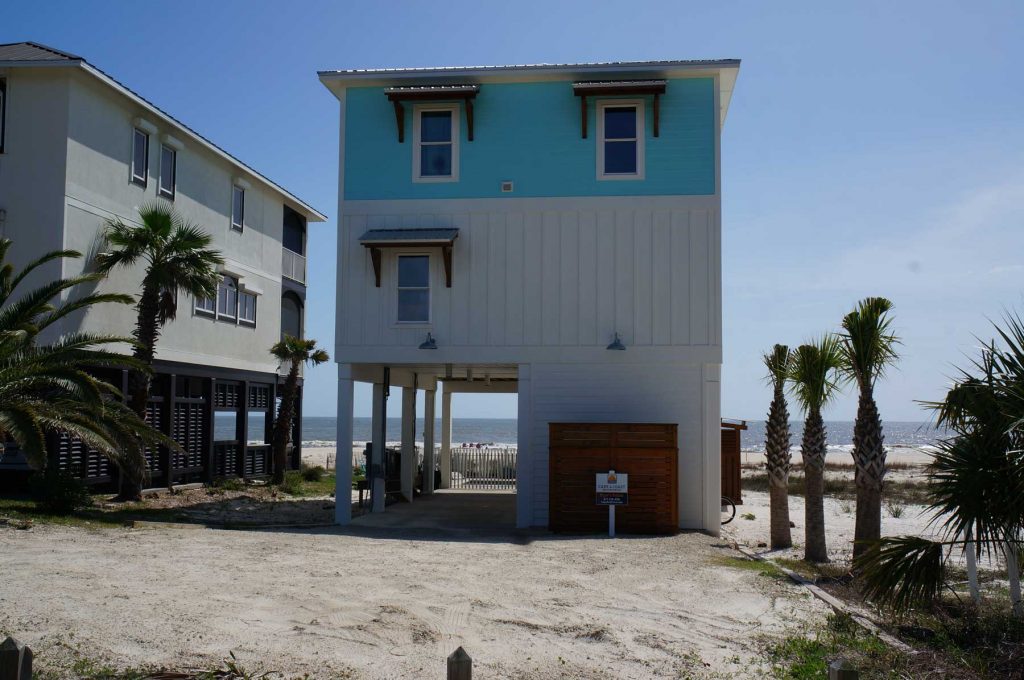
xmin=0 ymin=42 xmax=326 ymax=489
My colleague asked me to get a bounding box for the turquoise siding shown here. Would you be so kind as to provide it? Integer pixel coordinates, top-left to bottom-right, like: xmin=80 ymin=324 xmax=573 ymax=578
xmin=344 ymin=78 xmax=716 ymax=200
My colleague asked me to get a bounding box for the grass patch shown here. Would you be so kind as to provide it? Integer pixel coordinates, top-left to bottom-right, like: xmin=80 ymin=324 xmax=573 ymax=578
xmin=0 ymin=495 xmax=182 ymax=529
xmin=276 ymin=470 xmax=336 ymax=497
xmin=766 ymin=612 xmax=907 ymax=679
xmin=715 ymin=555 xmax=787 ymax=581
xmin=774 ymin=557 xmax=852 ymax=583
xmin=742 ymin=472 xmax=931 ymax=505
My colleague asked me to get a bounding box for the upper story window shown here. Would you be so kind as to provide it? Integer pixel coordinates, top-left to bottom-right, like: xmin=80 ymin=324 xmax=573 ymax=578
xmin=283 ymin=207 xmax=306 ymax=255
xmin=597 ymin=100 xmax=645 ymax=180
xmin=217 ymin=276 xmax=238 ymax=320
xmin=396 ymin=254 xmax=430 ymax=323
xmin=131 ymin=127 xmax=149 ymax=187
xmin=0 ymin=78 xmax=7 ymax=154
xmin=194 ymin=293 xmax=215 ymax=316
xmin=231 ymin=185 xmax=245 ymax=231
xmin=158 ymin=144 xmax=176 ymax=199
xmin=238 ymin=290 xmax=257 ymax=326
xmin=413 ymin=105 xmax=459 ymax=182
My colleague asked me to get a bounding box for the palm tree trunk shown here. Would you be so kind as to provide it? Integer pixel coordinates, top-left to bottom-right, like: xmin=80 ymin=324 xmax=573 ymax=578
xmin=1007 ymin=539 xmax=1023 ymax=617
xmin=965 ymin=526 xmax=980 ymax=605
xmin=272 ymin=361 xmax=300 ymax=485
xmin=117 ymin=284 xmax=161 ymax=501
xmin=802 ymin=409 xmax=828 ymax=562
xmin=766 ymin=386 xmax=792 ymax=550
xmin=852 ymin=386 xmax=886 ymax=559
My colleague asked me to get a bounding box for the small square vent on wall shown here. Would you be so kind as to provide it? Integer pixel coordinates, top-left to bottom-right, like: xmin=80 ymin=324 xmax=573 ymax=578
xmin=500 ymin=181 xmax=514 ymax=193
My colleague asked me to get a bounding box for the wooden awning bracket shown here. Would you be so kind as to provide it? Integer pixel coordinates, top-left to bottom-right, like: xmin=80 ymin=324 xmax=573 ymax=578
xmin=572 ymin=80 xmax=667 ymax=139
xmin=384 ymin=85 xmax=480 ymax=143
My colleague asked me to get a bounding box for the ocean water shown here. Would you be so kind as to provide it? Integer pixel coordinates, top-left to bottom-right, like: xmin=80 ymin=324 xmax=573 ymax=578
xmin=212 ymin=416 xmax=945 ymax=450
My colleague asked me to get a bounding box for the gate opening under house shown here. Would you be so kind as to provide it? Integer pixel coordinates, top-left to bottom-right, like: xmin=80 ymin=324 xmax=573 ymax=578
xmin=338 ymin=363 xmax=519 ymax=531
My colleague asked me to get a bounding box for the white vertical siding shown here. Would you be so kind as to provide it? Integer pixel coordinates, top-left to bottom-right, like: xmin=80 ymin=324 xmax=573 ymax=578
xmin=337 ymin=197 xmax=721 ymax=354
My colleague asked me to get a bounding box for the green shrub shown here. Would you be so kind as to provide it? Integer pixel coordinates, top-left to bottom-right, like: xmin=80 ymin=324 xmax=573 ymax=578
xmin=300 ymin=464 xmax=326 ymax=482
xmin=211 ymin=476 xmax=246 ymax=492
xmin=28 ymin=469 xmax=91 ymax=515
xmin=279 ymin=470 xmax=304 ymax=495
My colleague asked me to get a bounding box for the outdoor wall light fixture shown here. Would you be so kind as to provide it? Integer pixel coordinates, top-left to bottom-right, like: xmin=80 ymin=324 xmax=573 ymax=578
xmin=419 ymin=332 xmax=438 ymax=350
xmin=606 ymin=333 xmax=626 ymax=351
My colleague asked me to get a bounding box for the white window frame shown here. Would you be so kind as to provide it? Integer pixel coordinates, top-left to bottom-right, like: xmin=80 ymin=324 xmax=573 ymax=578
xmin=412 ymin=104 xmax=459 ymax=183
xmin=395 ymin=253 xmax=432 ymax=325
xmin=596 ymin=99 xmax=645 ymax=181
xmin=194 ymin=294 xmax=215 ymax=317
xmin=217 ymin=276 xmax=238 ymax=321
xmin=131 ymin=127 xmax=149 ymax=187
xmin=231 ymin=185 xmax=245 ymax=231
xmin=158 ymin=143 xmax=176 ymax=199
xmin=238 ymin=290 xmax=257 ymax=327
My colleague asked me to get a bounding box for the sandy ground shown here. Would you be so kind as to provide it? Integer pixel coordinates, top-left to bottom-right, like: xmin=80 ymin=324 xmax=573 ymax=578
xmin=0 ymin=521 xmax=830 ymax=678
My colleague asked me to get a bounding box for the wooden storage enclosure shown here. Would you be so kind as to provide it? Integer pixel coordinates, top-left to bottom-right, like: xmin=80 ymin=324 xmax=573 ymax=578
xmin=549 ymin=423 xmax=678 ymax=534
xmin=720 ymin=420 xmax=747 ymax=505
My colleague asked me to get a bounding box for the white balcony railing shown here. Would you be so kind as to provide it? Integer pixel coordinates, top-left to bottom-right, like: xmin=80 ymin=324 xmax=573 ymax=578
xmin=282 ymin=248 xmax=306 ymax=284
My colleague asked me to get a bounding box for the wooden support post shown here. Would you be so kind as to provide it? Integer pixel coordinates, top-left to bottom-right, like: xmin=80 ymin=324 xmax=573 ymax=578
xmin=653 ymin=93 xmax=660 ymax=137
xmin=335 ymin=367 xmax=354 ymax=525
xmin=164 ymin=373 xmax=176 ymax=488
xmin=0 ymin=636 xmax=32 ymax=680
xmin=370 ymin=381 xmax=386 ymax=512
xmin=370 ymin=247 xmax=382 ymax=287
xmin=393 ymin=100 xmax=405 ymax=143
xmin=447 ymin=647 xmax=471 ymax=680
xmin=423 ymin=389 xmax=436 ymax=494
xmin=580 ymin=95 xmax=587 ymax=138
xmin=828 ymin=659 xmax=859 ymax=679
xmin=440 ymin=388 xmax=452 ymax=489
xmin=205 ymin=378 xmax=216 ymax=483
xmin=239 ymin=381 xmax=249 ymax=479
xmin=400 ymin=386 xmax=416 ymax=502
xmin=442 ymin=245 xmax=453 ymax=288
xmin=465 ymin=97 xmax=474 ymax=141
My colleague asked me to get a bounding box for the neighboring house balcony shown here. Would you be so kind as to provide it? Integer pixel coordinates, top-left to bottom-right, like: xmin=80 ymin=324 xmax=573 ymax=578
xmin=282 ymin=246 xmax=306 ymax=284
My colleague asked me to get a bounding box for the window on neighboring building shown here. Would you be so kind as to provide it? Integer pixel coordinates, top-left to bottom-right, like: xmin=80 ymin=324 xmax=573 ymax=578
xmin=396 ymin=254 xmax=430 ymax=323
xmin=194 ymin=294 xmax=215 ymax=316
xmin=131 ymin=127 xmax=149 ymax=187
xmin=159 ymin=144 xmax=176 ymax=199
xmin=0 ymin=78 xmax=7 ymax=154
xmin=281 ymin=292 xmax=303 ymax=339
xmin=414 ymin=106 xmax=458 ymax=182
xmin=231 ymin=185 xmax=245 ymax=231
xmin=238 ymin=290 xmax=257 ymax=326
xmin=597 ymin=101 xmax=644 ymax=180
xmin=217 ymin=276 xmax=238 ymax=320
xmin=283 ymin=207 xmax=305 ymax=255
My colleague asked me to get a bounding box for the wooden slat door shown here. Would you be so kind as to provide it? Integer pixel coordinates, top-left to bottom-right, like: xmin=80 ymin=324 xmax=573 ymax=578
xmin=549 ymin=423 xmax=677 ymax=534
xmin=720 ymin=427 xmax=742 ymax=505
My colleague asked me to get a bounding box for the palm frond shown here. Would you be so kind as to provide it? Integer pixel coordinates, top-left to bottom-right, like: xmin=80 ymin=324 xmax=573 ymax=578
xmin=854 ymin=536 xmax=946 ymax=612
xmin=788 ymin=335 xmax=845 ymax=414
xmin=840 ymin=297 xmax=900 ymax=389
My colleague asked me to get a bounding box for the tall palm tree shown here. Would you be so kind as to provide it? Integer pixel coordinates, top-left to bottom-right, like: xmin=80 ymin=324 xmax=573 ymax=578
xmin=95 ymin=203 xmax=223 ymax=499
xmin=270 ymin=335 xmax=329 ymax=485
xmin=856 ymin=317 xmax=1024 ymax=616
xmin=764 ymin=344 xmax=793 ymax=550
xmin=0 ymin=238 xmax=176 ymax=482
xmin=840 ymin=297 xmax=899 ymax=560
xmin=788 ymin=336 xmax=845 ymax=562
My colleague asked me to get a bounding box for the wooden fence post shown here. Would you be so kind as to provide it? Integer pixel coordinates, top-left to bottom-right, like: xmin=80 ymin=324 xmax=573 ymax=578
xmin=447 ymin=646 xmax=471 ymax=680
xmin=828 ymin=658 xmax=859 ymax=680
xmin=0 ymin=637 xmax=32 ymax=680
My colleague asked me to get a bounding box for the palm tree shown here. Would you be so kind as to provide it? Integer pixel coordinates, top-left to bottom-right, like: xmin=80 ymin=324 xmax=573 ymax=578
xmin=764 ymin=344 xmax=793 ymax=550
xmin=788 ymin=336 xmax=845 ymax=562
xmin=839 ymin=297 xmax=899 ymax=560
xmin=270 ymin=335 xmax=329 ymax=485
xmin=855 ymin=317 xmax=1024 ymax=616
xmin=0 ymin=238 xmax=176 ymax=484
xmin=95 ymin=203 xmax=223 ymax=498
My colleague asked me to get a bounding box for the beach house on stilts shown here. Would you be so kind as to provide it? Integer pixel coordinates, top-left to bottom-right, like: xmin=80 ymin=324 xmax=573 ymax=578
xmin=319 ymin=58 xmax=739 ymax=534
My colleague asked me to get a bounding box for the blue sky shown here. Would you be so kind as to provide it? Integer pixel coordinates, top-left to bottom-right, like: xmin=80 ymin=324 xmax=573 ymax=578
xmin=6 ymin=1 xmax=1023 ymax=422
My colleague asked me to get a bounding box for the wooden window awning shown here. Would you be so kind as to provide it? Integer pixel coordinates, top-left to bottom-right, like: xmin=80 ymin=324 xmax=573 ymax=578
xmin=572 ymin=80 xmax=667 ymax=139
xmin=359 ymin=228 xmax=459 ymax=288
xmin=384 ymin=85 xmax=480 ymax=143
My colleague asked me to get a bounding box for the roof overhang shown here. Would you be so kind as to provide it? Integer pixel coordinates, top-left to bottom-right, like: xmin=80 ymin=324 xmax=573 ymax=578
xmin=359 ymin=228 xmax=459 ymax=288
xmin=319 ymin=59 xmax=740 ymax=128
xmin=2 ymin=59 xmax=327 ymax=222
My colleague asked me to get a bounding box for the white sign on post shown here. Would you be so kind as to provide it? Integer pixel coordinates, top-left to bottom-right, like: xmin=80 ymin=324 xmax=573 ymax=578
xmin=596 ymin=470 xmax=628 ymax=537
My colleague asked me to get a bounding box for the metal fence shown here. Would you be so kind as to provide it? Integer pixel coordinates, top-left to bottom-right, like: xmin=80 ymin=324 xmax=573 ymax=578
xmin=450 ymin=448 xmax=517 ymax=490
